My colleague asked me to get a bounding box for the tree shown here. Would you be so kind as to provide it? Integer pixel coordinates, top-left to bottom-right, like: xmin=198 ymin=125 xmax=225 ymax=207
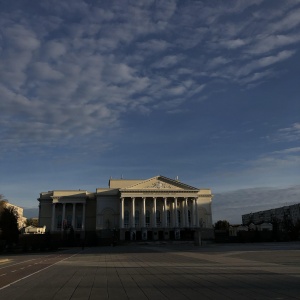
xmin=0 ymin=196 xmax=19 ymax=245
xmin=0 ymin=195 xmax=8 ymax=212
xmin=214 ymin=220 xmax=230 ymax=230
xmin=25 ymin=218 xmax=39 ymax=227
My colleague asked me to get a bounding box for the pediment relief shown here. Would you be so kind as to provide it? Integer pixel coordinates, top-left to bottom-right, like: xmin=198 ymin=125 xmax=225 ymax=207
xmin=121 ymin=176 xmax=198 ymax=191
xmin=145 ymin=181 xmax=173 ymax=189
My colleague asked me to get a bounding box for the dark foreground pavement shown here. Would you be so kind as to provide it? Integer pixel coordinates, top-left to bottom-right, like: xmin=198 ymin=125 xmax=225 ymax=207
xmin=0 ymin=242 xmax=300 ymax=300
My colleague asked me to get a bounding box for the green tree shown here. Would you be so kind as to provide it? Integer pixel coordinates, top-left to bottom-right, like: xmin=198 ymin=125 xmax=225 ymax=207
xmin=214 ymin=220 xmax=230 ymax=230
xmin=0 ymin=197 xmax=19 ymax=245
xmin=0 ymin=195 xmax=8 ymax=212
xmin=25 ymin=218 xmax=39 ymax=227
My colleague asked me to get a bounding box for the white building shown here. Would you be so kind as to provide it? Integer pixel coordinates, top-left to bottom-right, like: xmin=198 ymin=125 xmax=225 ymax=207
xmin=229 ymin=225 xmax=248 ymax=237
xmin=38 ymin=175 xmax=214 ymax=241
xmin=23 ymin=225 xmax=46 ymax=234
xmin=242 ymin=203 xmax=300 ymax=226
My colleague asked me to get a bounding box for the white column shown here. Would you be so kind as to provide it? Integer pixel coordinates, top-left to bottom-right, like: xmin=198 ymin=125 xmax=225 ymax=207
xmin=185 ymin=198 xmax=189 ymax=227
xmin=195 ymin=198 xmax=199 ymax=228
xmin=142 ymin=197 xmax=146 ymax=227
xmin=120 ymin=198 xmax=124 ymax=228
xmin=164 ymin=198 xmax=168 ymax=227
xmin=72 ymin=203 xmax=76 ymax=229
xmin=82 ymin=203 xmax=86 ymax=230
xmin=192 ymin=198 xmax=196 ymax=227
xmin=131 ymin=197 xmax=135 ymax=228
xmin=174 ymin=198 xmax=178 ymax=227
xmin=61 ymin=203 xmax=66 ymax=231
xmin=51 ymin=204 xmax=55 ymax=231
xmin=172 ymin=201 xmax=175 ymax=227
xmin=153 ymin=197 xmax=157 ymax=228
xmin=179 ymin=200 xmax=183 ymax=228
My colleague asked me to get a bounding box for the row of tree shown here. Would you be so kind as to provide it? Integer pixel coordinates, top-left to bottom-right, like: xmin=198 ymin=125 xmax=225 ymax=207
xmin=214 ymin=218 xmax=300 ymax=241
xmin=0 ymin=195 xmax=20 ymax=246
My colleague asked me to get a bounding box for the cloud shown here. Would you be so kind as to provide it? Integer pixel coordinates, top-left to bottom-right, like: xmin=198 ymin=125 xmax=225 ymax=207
xmin=219 ymin=38 xmax=249 ymax=49
xmin=30 ymin=62 xmax=64 ymax=80
xmin=152 ymin=55 xmax=185 ymax=69
xmin=247 ymin=34 xmax=300 ymax=55
xmin=1 ymin=1 xmax=300 ymax=154
xmin=267 ymin=7 xmax=300 ymax=34
xmin=207 ymin=56 xmax=231 ymax=69
xmin=267 ymin=123 xmax=300 ymax=142
xmin=272 ymin=147 xmax=300 ymax=154
xmin=238 ymin=69 xmax=274 ymax=85
xmin=235 ymin=50 xmax=296 ymax=77
xmin=137 ymin=39 xmax=170 ymax=52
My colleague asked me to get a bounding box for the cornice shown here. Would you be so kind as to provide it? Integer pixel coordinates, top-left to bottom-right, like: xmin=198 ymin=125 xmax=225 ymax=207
xmin=120 ymin=189 xmax=199 ymax=194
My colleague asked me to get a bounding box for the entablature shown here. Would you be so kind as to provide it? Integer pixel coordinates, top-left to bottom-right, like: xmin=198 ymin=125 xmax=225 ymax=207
xmin=51 ymin=196 xmax=87 ymax=204
xmin=120 ymin=190 xmax=199 ymax=199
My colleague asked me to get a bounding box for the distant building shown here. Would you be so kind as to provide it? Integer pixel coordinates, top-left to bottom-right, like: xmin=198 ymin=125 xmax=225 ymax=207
xmin=229 ymin=225 xmax=248 ymax=237
xmin=247 ymin=222 xmax=273 ymax=231
xmin=38 ymin=175 xmax=214 ymax=241
xmin=242 ymin=203 xmax=300 ymax=226
xmin=23 ymin=225 xmax=46 ymax=234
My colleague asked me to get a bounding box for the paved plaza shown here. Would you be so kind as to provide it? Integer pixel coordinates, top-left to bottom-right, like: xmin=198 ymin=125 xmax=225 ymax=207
xmin=0 ymin=242 xmax=300 ymax=299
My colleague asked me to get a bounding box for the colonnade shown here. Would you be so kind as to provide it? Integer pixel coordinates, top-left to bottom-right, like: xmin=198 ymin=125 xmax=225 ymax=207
xmin=120 ymin=196 xmax=199 ymax=229
xmin=51 ymin=202 xmax=86 ymax=231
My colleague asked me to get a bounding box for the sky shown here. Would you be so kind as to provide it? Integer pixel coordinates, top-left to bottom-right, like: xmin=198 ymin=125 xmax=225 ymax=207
xmin=1 ymin=0 xmax=300 ymax=223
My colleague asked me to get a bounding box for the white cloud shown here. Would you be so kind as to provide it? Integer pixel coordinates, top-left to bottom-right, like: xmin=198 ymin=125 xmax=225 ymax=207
xmin=43 ymin=40 xmax=67 ymax=59
xmin=153 ymin=0 xmax=177 ymax=22
xmin=207 ymin=56 xmax=231 ymax=69
xmin=238 ymin=69 xmax=273 ymax=85
xmin=235 ymin=50 xmax=296 ymax=77
xmin=258 ymin=50 xmax=296 ymax=67
xmin=219 ymin=38 xmax=248 ymax=49
xmin=137 ymin=39 xmax=170 ymax=52
xmin=31 ymin=62 xmax=64 ymax=80
xmin=267 ymin=123 xmax=300 ymax=142
xmin=152 ymin=55 xmax=185 ymax=69
xmin=267 ymin=7 xmax=300 ymax=34
xmin=247 ymin=34 xmax=300 ymax=55
xmin=1 ymin=1 xmax=300 ymax=154
xmin=272 ymin=147 xmax=300 ymax=154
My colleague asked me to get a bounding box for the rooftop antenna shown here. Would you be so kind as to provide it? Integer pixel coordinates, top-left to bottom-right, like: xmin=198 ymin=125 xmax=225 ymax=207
xmin=175 ymin=176 xmax=179 ymax=181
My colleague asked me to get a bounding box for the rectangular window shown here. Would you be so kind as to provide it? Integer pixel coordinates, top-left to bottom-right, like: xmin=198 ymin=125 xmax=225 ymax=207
xmin=146 ymin=210 xmax=150 ymax=227
xmin=57 ymin=215 xmax=62 ymax=229
xmin=76 ymin=216 xmax=82 ymax=229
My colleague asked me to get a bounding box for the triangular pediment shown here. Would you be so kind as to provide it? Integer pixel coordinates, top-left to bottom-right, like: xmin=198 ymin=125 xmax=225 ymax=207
xmin=121 ymin=176 xmax=198 ymax=191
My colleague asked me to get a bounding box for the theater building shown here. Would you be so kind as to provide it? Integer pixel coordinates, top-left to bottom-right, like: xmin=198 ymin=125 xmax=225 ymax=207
xmin=38 ymin=175 xmax=214 ymax=241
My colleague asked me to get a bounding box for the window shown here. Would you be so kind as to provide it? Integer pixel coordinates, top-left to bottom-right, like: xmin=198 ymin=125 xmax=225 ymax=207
xmin=135 ymin=210 xmax=139 ymax=226
xmin=57 ymin=215 xmax=62 ymax=229
xmin=188 ymin=210 xmax=191 ymax=225
xmin=146 ymin=210 xmax=150 ymax=227
xmin=76 ymin=216 xmax=82 ymax=229
xmin=156 ymin=210 xmax=161 ymax=226
xmin=124 ymin=210 xmax=129 ymax=227
xmin=177 ymin=210 xmax=181 ymax=226
xmin=167 ymin=210 xmax=171 ymax=226
xmin=67 ymin=215 xmax=72 ymax=227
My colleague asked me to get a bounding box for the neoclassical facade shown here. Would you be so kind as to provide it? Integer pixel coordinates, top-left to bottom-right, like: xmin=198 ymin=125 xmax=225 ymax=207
xmin=38 ymin=175 xmax=214 ymax=241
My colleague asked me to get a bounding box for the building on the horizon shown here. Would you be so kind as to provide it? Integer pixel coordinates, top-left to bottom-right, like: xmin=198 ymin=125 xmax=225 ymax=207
xmin=242 ymin=203 xmax=300 ymax=226
xmin=38 ymin=175 xmax=214 ymax=242
xmin=22 ymin=225 xmax=46 ymax=234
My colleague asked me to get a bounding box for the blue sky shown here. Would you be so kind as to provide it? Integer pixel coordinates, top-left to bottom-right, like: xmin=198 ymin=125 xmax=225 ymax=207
xmin=1 ymin=0 xmax=300 ymax=223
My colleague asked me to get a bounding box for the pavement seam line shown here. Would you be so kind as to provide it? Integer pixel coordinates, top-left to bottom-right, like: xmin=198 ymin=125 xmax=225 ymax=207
xmin=0 ymin=252 xmax=79 ymax=291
